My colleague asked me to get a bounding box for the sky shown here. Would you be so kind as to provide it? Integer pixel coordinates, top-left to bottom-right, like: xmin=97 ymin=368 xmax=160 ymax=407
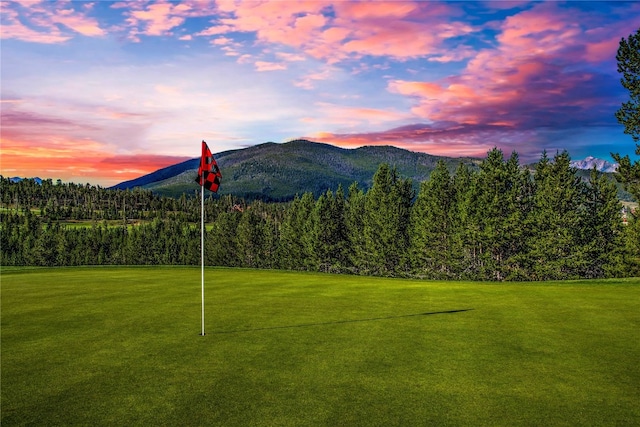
xmin=1 ymin=0 xmax=639 ymax=186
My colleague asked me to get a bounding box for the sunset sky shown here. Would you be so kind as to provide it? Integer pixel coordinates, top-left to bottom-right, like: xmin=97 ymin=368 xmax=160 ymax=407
xmin=1 ymin=1 xmax=639 ymax=186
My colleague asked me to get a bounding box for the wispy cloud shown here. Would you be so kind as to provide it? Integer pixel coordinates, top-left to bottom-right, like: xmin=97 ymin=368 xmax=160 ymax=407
xmin=254 ymin=61 xmax=287 ymax=72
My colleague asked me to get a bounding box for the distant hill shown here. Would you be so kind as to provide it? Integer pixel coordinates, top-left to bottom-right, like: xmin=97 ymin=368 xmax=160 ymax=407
xmin=112 ymin=139 xmax=483 ymax=201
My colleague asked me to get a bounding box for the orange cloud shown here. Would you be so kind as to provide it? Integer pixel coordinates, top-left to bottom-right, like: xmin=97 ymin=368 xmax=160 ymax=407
xmin=388 ymin=81 xmax=445 ymax=98
xmin=313 ymin=102 xmax=410 ymax=128
xmin=1 ymin=136 xmax=191 ymax=186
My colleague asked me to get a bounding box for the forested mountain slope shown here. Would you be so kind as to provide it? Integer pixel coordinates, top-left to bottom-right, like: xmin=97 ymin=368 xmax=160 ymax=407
xmin=113 ymin=139 xmax=482 ymax=200
xmin=112 ymin=139 xmax=634 ymax=201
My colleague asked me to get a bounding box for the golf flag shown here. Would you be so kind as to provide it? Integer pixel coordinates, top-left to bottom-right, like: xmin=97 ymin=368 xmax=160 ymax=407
xmin=195 ymin=140 xmax=222 ymax=192
xmin=196 ymin=140 xmax=221 ymax=336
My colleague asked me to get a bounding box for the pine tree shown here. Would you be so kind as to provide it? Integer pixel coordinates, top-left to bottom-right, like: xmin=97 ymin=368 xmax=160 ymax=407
xmin=207 ymin=210 xmax=241 ymax=267
xmin=580 ymin=167 xmax=626 ymax=278
xmin=527 ymin=151 xmax=586 ymax=280
xmin=409 ymin=160 xmax=454 ymax=278
xmin=345 ymin=182 xmax=367 ymax=274
xmin=622 ymin=208 xmax=640 ymax=276
xmin=450 ymin=163 xmax=475 ymax=278
xmin=309 ymin=188 xmax=347 ymax=272
xmin=612 ymin=28 xmax=640 ymax=202
xmin=363 ymin=164 xmax=413 ymax=276
xmin=278 ymin=192 xmax=315 ymax=270
xmin=463 ymin=149 xmax=530 ymax=280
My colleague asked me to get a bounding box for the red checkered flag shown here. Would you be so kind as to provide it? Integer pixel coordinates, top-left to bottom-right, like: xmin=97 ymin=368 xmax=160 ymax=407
xmin=195 ymin=140 xmax=221 ymax=192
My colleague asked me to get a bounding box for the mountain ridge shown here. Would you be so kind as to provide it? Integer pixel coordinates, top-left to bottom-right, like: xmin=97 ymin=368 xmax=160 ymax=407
xmin=111 ymin=139 xmax=483 ymax=200
xmin=109 ymin=140 xmax=633 ymax=201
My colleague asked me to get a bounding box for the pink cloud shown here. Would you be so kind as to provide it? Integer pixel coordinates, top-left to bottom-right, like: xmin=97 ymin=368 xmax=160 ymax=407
xmin=0 ymin=3 xmax=72 ymax=43
xmin=329 ymin=2 xmax=473 ymax=60
xmin=294 ymin=67 xmax=335 ymax=90
xmin=212 ymin=1 xmax=474 ymax=63
xmin=52 ymin=7 xmax=105 ymax=36
xmin=305 ymin=2 xmax=633 ymax=161
xmin=127 ymin=2 xmax=186 ymax=37
xmin=386 ymin=2 xmax=627 ymax=132
xmin=275 ymin=52 xmax=306 ymax=62
xmin=117 ymin=0 xmax=216 ymax=40
xmin=427 ymin=46 xmax=476 ymax=63
xmin=336 ymin=2 xmax=419 ymax=20
xmin=196 ymin=25 xmax=234 ymax=36
xmin=0 ymin=1 xmax=106 ymax=42
xmin=212 ymin=36 xmax=233 ymax=45
xmin=254 ymin=61 xmax=287 ymax=72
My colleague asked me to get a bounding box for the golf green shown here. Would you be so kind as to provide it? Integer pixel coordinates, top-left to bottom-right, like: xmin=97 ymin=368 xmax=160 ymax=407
xmin=2 ymin=267 xmax=639 ymax=426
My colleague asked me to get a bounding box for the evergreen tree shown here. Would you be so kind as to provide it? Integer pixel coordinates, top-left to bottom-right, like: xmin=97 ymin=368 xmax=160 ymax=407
xmin=450 ymin=163 xmax=475 ymax=278
xmin=310 ymin=187 xmax=347 ymax=272
xmin=236 ymin=207 xmax=266 ymax=268
xmin=615 ymin=28 xmax=640 ymax=143
xmin=409 ymin=160 xmax=455 ymax=278
xmin=345 ymin=182 xmax=366 ymax=274
xmin=463 ymin=149 xmax=530 ymax=280
xmin=527 ymin=151 xmax=586 ymax=280
xmin=277 ymin=192 xmax=315 ymax=270
xmin=363 ymin=164 xmax=413 ymax=276
xmin=612 ymin=28 xmax=640 ymax=202
xmin=622 ymin=208 xmax=640 ymax=276
xmin=580 ymin=167 xmax=626 ymax=278
xmin=207 ymin=211 xmax=241 ymax=267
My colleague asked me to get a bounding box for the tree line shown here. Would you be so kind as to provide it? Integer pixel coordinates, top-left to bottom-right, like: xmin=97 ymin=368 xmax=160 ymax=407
xmin=2 ymin=148 xmax=639 ymax=280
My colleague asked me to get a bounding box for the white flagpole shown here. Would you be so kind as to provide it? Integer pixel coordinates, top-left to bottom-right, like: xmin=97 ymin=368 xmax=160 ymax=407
xmin=201 ymin=178 xmax=205 ymax=336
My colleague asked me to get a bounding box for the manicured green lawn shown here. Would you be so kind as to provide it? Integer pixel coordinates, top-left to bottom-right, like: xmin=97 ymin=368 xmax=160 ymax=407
xmin=2 ymin=267 xmax=639 ymax=426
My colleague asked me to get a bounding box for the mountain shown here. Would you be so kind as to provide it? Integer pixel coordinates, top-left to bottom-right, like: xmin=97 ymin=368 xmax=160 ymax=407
xmin=8 ymin=177 xmax=43 ymax=184
xmin=111 ymin=158 xmax=200 ymax=189
xmin=570 ymin=156 xmax=618 ymax=173
xmin=112 ymin=141 xmax=634 ymax=202
xmin=111 ymin=139 xmax=482 ymax=200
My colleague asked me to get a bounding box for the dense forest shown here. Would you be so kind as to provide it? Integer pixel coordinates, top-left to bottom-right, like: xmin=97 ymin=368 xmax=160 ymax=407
xmin=2 ymin=148 xmax=639 ymax=280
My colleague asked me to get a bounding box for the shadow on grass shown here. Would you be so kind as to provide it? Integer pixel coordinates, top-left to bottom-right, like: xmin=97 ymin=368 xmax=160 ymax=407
xmin=213 ymin=309 xmax=474 ymax=334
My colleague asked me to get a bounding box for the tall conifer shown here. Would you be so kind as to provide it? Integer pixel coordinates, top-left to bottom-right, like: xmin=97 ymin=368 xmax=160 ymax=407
xmin=409 ymin=160 xmax=454 ymax=278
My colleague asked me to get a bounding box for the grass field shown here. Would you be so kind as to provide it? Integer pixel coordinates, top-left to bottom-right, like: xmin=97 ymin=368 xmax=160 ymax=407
xmin=2 ymin=267 xmax=639 ymax=426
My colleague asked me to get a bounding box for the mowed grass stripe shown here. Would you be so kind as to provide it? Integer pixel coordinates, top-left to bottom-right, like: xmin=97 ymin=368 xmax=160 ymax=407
xmin=2 ymin=267 xmax=639 ymax=426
